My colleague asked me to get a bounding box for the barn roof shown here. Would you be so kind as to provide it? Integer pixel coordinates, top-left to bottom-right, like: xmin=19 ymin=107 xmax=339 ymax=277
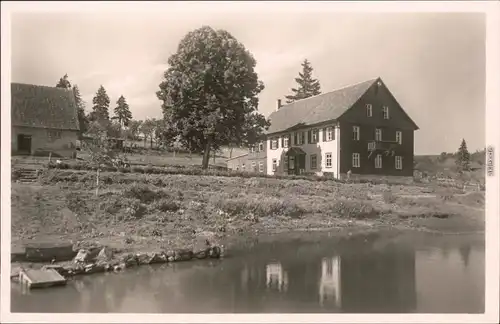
xmin=266 ymin=78 xmax=378 ymax=134
xmin=11 ymin=82 xmax=80 ymax=131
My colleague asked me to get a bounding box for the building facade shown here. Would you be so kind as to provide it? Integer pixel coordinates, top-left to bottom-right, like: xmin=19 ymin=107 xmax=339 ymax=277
xmin=226 ymin=140 xmax=267 ymax=174
xmin=11 ymin=83 xmax=80 ymax=158
xmin=265 ymin=77 xmax=419 ymax=179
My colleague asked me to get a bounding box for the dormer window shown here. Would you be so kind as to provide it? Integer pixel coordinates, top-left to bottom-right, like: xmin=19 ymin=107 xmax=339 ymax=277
xmin=259 ymin=141 xmax=264 ymax=152
xmin=366 ymin=104 xmax=372 ymax=117
xmin=383 ymin=106 xmax=389 ymax=119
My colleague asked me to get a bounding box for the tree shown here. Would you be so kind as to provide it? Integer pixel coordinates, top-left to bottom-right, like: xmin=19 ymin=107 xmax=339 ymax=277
xmin=112 ymin=95 xmax=133 ymax=128
xmin=56 ymin=74 xmax=72 ymax=89
xmin=157 ymin=26 xmax=269 ymax=169
xmin=91 ymin=85 xmax=111 ymax=122
xmin=140 ymin=118 xmax=158 ymax=148
xmin=72 ymin=85 xmax=89 ymax=138
xmin=285 ymin=59 xmax=321 ymax=103
xmin=455 ymin=138 xmax=471 ymax=171
xmin=126 ymin=119 xmax=143 ymax=141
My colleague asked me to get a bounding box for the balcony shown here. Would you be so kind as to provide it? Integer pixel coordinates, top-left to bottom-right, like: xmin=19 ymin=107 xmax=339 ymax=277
xmin=367 ymin=140 xmax=399 ymax=152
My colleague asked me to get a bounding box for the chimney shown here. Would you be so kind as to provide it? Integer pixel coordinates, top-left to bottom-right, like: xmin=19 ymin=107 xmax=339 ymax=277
xmin=276 ymin=99 xmax=282 ymax=111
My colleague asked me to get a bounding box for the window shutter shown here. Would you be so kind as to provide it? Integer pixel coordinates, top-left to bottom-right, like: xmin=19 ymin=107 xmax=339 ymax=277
xmin=302 ymin=131 xmax=306 ymax=145
xmin=332 ymin=127 xmax=336 ymax=140
xmin=322 ymin=128 xmax=326 ymax=142
xmin=280 ymin=137 xmax=283 ymax=148
xmin=294 ymin=132 xmax=297 ymax=146
xmin=308 ymin=130 xmax=312 ymax=144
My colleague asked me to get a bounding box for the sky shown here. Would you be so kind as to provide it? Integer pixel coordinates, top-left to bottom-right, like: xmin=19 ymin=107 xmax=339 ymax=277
xmin=10 ymin=9 xmax=485 ymax=155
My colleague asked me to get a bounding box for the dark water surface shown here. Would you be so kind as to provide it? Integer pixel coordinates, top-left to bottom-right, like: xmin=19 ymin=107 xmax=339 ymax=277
xmin=11 ymin=230 xmax=484 ymax=313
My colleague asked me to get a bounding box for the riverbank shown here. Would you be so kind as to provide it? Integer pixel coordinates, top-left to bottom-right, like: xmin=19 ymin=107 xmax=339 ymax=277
xmin=11 ymin=170 xmax=485 ymax=272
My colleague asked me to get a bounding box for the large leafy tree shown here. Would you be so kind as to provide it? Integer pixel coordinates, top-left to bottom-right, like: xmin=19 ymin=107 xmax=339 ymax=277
xmin=112 ymin=95 xmax=133 ymax=128
xmin=285 ymin=59 xmax=321 ymax=103
xmin=157 ymin=26 xmax=269 ymax=169
xmin=56 ymin=74 xmax=72 ymax=89
xmin=140 ymin=118 xmax=158 ymax=148
xmin=126 ymin=119 xmax=143 ymax=141
xmin=72 ymin=85 xmax=89 ymax=138
xmin=90 ymin=85 xmax=111 ymax=122
xmin=455 ymin=138 xmax=471 ymax=171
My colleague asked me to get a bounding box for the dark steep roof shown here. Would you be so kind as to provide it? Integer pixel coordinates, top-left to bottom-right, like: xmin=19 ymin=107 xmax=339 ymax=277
xmin=11 ymin=82 xmax=80 ymax=131
xmin=266 ymin=78 xmax=378 ymax=134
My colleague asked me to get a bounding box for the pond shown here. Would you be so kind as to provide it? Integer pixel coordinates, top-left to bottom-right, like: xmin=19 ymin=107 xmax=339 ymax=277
xmin=11 ymin=230 xmax=484 ymax=313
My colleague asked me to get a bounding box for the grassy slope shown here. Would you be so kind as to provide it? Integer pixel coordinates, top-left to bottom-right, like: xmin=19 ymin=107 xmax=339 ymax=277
xmin=11 ymin=171 xmax=485 ymax=255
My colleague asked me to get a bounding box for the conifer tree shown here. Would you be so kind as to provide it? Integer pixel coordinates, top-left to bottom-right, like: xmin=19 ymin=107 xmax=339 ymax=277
xmin=455 ymin=138 xmax=471 ymax=171
xmin=56 ymin=74 xmax=72 ymax=89
xmin=91 ymin=85 xmax=111 ymax=122
xmin=285 ymin=59 xmax=322 ymax=103
xmin=72 ymin=85 xmax=89 ymax=137
xmin=112 ymin=95 xmax=133 ymax=128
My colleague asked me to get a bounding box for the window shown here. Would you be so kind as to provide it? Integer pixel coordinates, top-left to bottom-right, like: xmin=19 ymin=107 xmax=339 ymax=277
xmin=324 ymin=127 xmax=334 ymax=141
xmin=395 ymin=156 xmax=403 ymax=170
xmin=310 ymin=129 xmax=319 ymax=143
xmin=259 ymin=142 xmax=264 ymax=152
xmin=271 ymin=138 xmax=278 ymax=150
xmin=283 ymin=135 xmax=289 ymax=148
xmin=352 ymin=153 xmax=360 ymax=168
xmin=383 ymin=106 xmax=389 ymax=119
xmin=325 ymin=153 xmax=332 ymax=168
xmin=310 ymin=154 xmax=318 ymax=169
xmin=375 ymin=128 xmax=382 ymax=141
xmin=375 ymin=154 xmax=382 ymax=169
xmin=366 ymin=104 xmax=373 ymax=117
xmin=272 ymin=159 xmax=277 ymax=172
xmin=47 ymin=130 xmax=61 ymax=140
xmin=368 ymin=142 xmax=376 ymax=150
xmin=352 ymin=126 xmax=360 ymax=141
xmin=251 ymin=162 xmax=257 ymax=171
xmin=396 ymin=131 xmax=402 ymax=144
xmin=295 ymin=132 xmax=303 ymax=145
xmin=289 ymin=156 xmax=295 ymax=170
xmin=250 ymin=146 xmax=255 ymax=153
xmin=259 ymin=162 xmax=264 ymax=173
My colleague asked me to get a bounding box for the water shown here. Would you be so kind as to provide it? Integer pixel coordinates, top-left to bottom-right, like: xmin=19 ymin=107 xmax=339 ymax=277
xmin=11 ymin=230 xmax=484 ymax=313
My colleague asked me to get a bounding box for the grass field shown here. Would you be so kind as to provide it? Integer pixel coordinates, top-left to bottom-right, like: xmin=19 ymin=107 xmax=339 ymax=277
xmin=11 ymin=169 xmax=485 ymax=257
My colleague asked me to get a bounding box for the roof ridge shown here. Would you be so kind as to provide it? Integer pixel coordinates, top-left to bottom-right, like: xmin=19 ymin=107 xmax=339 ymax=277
xmin=11 ymin=82 xmax=74 ymax=91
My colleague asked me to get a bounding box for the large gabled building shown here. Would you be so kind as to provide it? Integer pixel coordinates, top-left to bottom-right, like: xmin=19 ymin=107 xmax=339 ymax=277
xmin=265 ymin=77 xmax=419 ymax=179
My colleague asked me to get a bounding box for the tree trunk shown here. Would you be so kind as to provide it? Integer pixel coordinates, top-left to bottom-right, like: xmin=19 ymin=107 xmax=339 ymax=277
xmin=202 ymin=140 xmax=211 ymax=169
xmin=96 ymin=169 xmax=100 ymax=197
xmin=150 ymin=136 xmax=153 ymax=148
xmin=230 ymin=147 xmax=233 ymax=159
xmin=213 ymin=149 xmax=216 ymax=164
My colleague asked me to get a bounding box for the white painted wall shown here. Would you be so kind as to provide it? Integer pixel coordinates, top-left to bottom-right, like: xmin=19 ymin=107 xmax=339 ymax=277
xmin=266 ymin=123 xmax=341 ymax=179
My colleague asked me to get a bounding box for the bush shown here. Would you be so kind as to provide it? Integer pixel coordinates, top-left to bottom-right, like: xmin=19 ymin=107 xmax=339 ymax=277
xmin=123 ymin=184 xmax=161 ymax=203
xmin=326 ymin=200 xmax=379 ymax=219
xmin=151 ymin=197 xmax=181 ymax=212
xmin=209 ymin=196 xmax=306 ymax=219
xmin=12 ymin=169 xmax=22 ymax=181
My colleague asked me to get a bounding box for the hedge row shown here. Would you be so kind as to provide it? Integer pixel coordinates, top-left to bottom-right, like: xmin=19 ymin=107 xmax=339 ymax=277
xmin=41 ymin=161 xmax=415 ymax=186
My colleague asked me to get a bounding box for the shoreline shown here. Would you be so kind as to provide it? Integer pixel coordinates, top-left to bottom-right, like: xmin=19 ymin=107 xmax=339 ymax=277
xmin=10 ymin=212 xmax=484 ymax=281
xmin=10 ymin=171 xmax=485 ymax=282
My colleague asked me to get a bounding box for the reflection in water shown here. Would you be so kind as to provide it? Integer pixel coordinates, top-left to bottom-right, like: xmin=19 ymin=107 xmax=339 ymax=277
xmin=319 ymin=257 xmax=341 ymax=308
xmin=11 ymin=232 xmax=484 ymax=313
xmin=266 ymin=262 xmax=288 ymax=292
